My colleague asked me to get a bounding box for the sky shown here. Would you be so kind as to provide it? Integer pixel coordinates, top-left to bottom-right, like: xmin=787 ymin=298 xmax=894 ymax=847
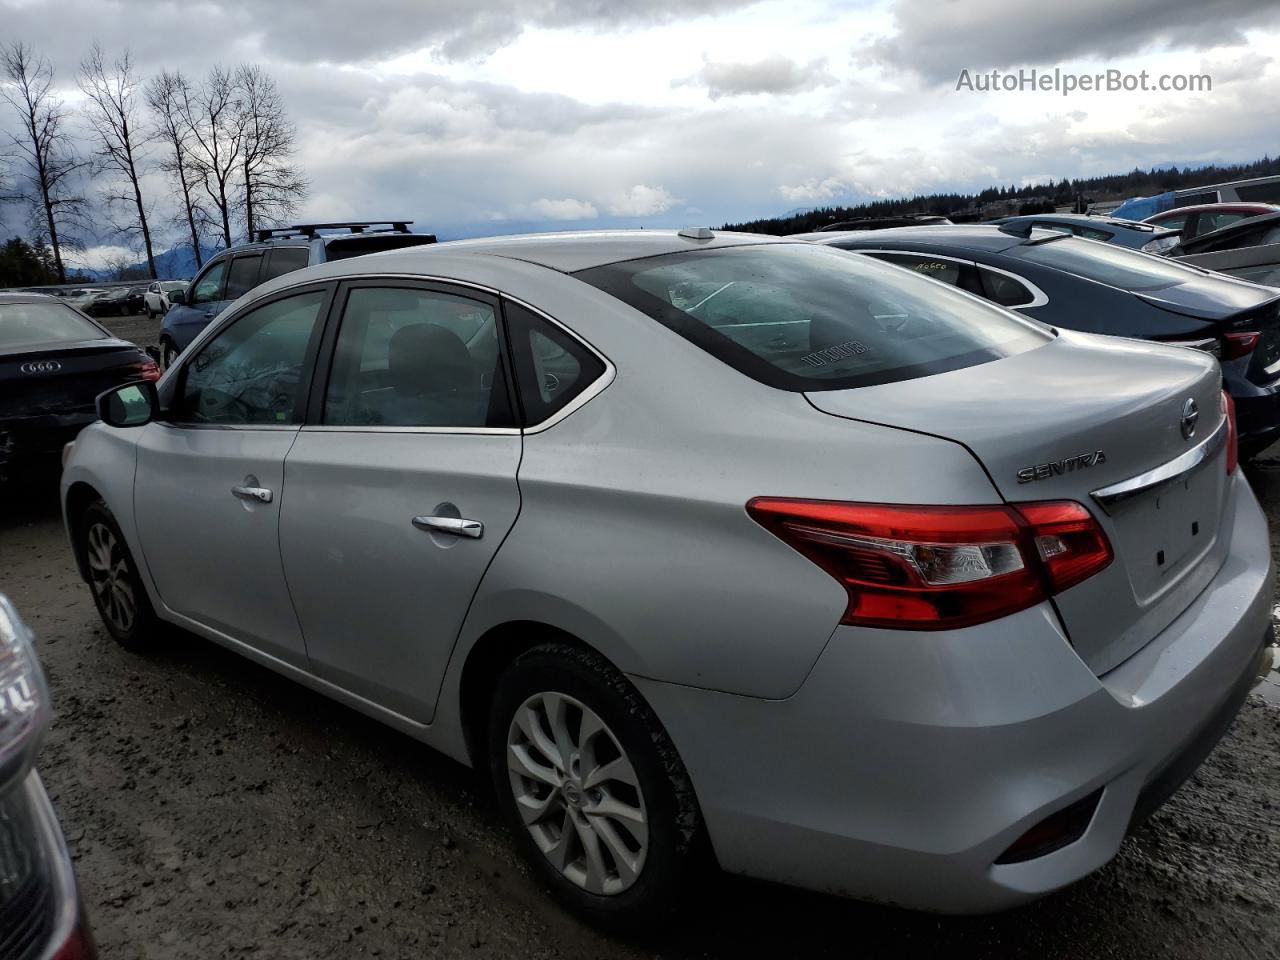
xmin=1 ymin=0 xmax=1279 ymax=270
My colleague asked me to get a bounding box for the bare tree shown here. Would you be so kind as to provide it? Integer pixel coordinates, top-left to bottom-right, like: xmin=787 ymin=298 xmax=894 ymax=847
xmin=233 ymin=65 xmax=307 ymax=240
xmin=79 ymin=43 xmax=157 ymax=279
xmin=180 ymin=66 xmax=243 ymax=249
xmin=0 ymin=42 xmax=88 ymax=283
xmin=146 ymin=69 xmax=206 ymax=269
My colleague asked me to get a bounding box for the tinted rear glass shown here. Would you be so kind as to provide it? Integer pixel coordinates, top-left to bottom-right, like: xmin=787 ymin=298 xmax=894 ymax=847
xmin=1010 ymin=236 xmax=1202 ymax=291
xmin=0 ymin=300 xmax=106 ymax=348
xmin=323 ymin=235 xmax=437 ymax=261
xmin=575 ymin=244 xmax=1050 ymax=391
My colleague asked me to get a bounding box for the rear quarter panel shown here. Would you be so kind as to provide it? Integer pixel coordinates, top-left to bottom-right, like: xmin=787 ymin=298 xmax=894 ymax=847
xmin=416 ymin=261 xmax=1007 ymax=703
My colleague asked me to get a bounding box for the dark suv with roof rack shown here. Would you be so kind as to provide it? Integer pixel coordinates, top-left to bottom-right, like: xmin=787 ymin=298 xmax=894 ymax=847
xmin=158 ymin=221 xmax=436 ymax=367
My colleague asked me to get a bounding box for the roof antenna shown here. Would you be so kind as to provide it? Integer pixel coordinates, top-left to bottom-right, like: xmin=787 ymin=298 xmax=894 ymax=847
xmin=677 ymin=226 xmax=714 ymax=241
xmin=997 ymin=221 xmax=1034 ymax=239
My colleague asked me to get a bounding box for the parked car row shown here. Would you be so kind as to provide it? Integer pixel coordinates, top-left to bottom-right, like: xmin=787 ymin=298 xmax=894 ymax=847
xmin=792 ymin=223 xmax=1280 ymax=457
xmin=55 ymin=226 xmax=1272 ymax=929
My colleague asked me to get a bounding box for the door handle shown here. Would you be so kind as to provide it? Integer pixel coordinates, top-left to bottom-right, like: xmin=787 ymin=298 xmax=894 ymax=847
xmin=412 ymin=515 xmax=483 ymax=539
xmin=231 ymin=484 xmax=273 ymax=503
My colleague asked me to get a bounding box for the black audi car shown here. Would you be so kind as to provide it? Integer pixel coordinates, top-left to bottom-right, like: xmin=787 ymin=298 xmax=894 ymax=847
xmin=797 ymin=225 xmax=1280 ymax=458
xmin=1 ymin=293 xmax=159 ymax=479
xmin=0 ymin=595 xmax=96 ymax=959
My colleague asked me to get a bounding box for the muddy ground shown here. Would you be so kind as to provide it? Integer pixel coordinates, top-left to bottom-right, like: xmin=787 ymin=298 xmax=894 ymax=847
xmin=2 ymin=314 xmax=1278 ymax=959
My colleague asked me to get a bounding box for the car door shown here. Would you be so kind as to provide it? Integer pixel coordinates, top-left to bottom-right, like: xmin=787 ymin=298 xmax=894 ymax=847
xmin=279 ymin=280 xmax=522 ymax=721
xmin=165 ymin=256 xmax=229 ymax=351
xmin=134 ymin=285 xmax=333 ymax=666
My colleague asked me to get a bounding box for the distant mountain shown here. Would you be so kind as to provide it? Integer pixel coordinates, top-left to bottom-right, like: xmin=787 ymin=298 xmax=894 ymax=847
xmin=79 ymin=243 xmax=220 ymax=282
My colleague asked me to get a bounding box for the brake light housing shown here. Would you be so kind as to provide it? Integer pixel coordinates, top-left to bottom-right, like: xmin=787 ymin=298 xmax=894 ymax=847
xmin=129 ymin=358 xmax=162 ymax=382
xmin=1221 ymin=332 xmax=1260 ymax=361
xmin=747 ymin=498 xmax=1113 ymax=631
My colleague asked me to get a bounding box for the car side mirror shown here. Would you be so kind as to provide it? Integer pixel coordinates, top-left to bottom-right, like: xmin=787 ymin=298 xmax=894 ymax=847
xmin=169 ymin=289 xmax=186 ymax=305
xmin=97 ymin=381 xmax=158 ymax=428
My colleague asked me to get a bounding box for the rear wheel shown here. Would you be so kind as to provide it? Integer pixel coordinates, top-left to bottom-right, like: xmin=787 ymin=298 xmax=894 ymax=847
xmin=488 ymin=643 xmax=705 ymax=930
xmin=159 ymin=339 xmax=178 ymax=370
xmin=80 ymin=500 xmax=159 ymax=651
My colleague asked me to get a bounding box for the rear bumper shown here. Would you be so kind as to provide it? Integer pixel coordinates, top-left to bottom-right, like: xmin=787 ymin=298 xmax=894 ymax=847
xmin=1231 ymin=377 xmax=1280 ymax=454
xmin=635 ymin=471 xmax=1273 ymax=913
xmin=0 ymin=415 xmax=96 ymax=469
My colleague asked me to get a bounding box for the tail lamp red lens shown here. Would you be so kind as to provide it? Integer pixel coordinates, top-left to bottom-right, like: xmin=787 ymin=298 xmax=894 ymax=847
xmin=130 ymin=359 xmax=161 ymax=382
xmin=1222 ymin=390 xmax=1238 ymax=475
xmin=1221 ymin=331 xmax=1260 ymax=361
xmin=746 ymin=498 xmax=1113 ymax=631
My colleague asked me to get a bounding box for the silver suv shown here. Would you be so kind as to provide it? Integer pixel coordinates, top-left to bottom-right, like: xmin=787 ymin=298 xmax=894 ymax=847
xmin=64 ymin=230 xmax=1273 ymax=928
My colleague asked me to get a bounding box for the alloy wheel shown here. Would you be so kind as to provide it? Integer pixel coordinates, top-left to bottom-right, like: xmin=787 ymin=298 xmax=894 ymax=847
xmin=506 ymin=691 xmax=648 ymax=895
xmin=86 ymin=522 xmax=136 ymax=633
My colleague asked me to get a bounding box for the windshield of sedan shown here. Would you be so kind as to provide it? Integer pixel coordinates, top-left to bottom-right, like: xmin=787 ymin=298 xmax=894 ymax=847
xmin=1009 ymin=235 xmax=1203 ymax=291
xmin=575 ymin=244 xmax=1050 ymax=391
xmin=0 ymin=300 xmax=106 ymax=348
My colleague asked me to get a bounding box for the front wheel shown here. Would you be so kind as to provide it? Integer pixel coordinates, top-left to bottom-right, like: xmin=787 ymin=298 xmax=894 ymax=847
xmin=488 ymin=643 xmax=706 ymax=931
xmin=79 ymin=500 xmax=159 ymax=651
xmin=159 ymin=340 xmax=178 ymax=370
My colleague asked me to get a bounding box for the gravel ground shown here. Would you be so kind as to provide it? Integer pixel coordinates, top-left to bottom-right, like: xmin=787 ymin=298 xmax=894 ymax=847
xmin=3 ymin=315 xmax=1279 ymax=959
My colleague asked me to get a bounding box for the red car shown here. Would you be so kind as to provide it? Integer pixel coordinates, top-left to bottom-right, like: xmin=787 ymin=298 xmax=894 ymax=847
xmin=1146 ymin=202 xmax=1279 ymax=242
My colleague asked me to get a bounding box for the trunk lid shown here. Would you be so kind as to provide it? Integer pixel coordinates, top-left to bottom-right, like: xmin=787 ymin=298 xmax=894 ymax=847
xmin=0 ymin=339 xmax=147 ymax=419
xmin=806 ymin=331 xmax=1230 ymax=674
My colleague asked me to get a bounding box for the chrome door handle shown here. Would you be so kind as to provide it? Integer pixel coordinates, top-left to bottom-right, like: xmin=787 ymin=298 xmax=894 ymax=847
xmin=412 ymin=515 xmax=483 ymax=539
xmin=231 ymin=484 xmax=273 ymax=503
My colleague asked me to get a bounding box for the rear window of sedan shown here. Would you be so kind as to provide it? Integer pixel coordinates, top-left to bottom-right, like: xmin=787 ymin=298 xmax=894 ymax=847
xmin=1009 ymin=235 xmax=1204 ymax=291
xmin=574 ymin=244 xmax=1050 ymax=391
xmin=0 ymin=300 xmax=106 ymax=348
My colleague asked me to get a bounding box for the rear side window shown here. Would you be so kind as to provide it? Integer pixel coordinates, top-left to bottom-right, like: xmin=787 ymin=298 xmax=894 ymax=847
xmin=503 ymin=301 xmax=606 ymax=424
xmin=979 ymin=268 xmax=1036 ymax=307
xmin=1175 ymin=192 xmax=1220 ymax=207
xmin=575 ymin=245 xmax=1050 ymax=392
xmin=323 ymin=286 xmax=514 ymax=428
xmin=224 ymin=255 xmax=263 ymax=301
xmin=262 ymin=246 xmax=310 ymax=282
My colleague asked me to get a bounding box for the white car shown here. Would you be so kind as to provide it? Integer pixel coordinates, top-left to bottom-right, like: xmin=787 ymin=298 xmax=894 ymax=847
xmin=143 ymin=280 xmax=189 ymax=319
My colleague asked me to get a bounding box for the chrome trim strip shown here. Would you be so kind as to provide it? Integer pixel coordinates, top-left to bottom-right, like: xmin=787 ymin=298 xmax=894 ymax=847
xmin=1090 ymin=420 xmax=1227 ymax=512
xmin=301 ymin=425 xmax=520 ymax=436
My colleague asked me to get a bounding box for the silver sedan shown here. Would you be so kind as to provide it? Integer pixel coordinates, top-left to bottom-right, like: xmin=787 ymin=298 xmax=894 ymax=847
xmin=62 ymin=230 xmax=1273 ymax=928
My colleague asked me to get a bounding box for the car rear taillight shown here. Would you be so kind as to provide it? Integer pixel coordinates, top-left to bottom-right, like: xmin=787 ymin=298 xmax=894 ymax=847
xmin=130 ymin=359 xmax=161 ymax=382
xmin=1223 ymin=390 xmax=1238 ymax=475
xmin=746 ymin=498 xmax=1113 ymax=630
xmin=1221 ymin=331 xmax=1260 ymax=361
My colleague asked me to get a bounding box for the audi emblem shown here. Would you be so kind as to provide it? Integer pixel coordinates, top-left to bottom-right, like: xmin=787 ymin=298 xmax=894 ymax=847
xmin=19 ymin=360 xmax=61 ymax=374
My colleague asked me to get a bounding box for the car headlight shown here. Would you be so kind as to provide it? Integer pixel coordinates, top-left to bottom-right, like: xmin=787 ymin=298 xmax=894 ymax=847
xmin=0 ymin=596 xmax=49 ymax=791
xmin=1141 ymin=235 xmax=1180 ymax=255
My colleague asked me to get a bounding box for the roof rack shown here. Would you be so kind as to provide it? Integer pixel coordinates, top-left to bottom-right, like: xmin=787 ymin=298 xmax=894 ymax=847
xmin=255 ymin=221 xmax=415 ymax=242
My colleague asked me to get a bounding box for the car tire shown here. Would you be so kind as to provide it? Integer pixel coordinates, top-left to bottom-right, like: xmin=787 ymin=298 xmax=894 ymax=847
xmin=159 ymin=340 xmax=178 ymax=370
xmin=488 ymin=642 xmax=706 ymax=931
xmin=78 ymin=500 xmax=159 ymax=652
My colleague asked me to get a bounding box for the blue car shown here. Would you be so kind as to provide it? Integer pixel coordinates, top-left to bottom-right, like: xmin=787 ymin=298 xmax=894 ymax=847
xmin=986 ymin=214 xmax=1181 ymax=253
xmin=159 ymin=221 xmax=436 ymax=368
xmin=798 ymin=224 xmax=1280 ymax=457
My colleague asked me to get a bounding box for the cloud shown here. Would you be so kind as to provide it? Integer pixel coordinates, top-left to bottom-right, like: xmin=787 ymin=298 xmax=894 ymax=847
xmin=864 ymin=0 xmax=1280 ymax=84
xmin=0 ymin=0 xmax=766 ymax=74
xmin=778 ymin=177 xmax=848 ymax=204
xmin=528 ymin=197 xmax=598 ymax=220
xmin=605 ymin=184 xmax=678 ymax=216
xmin=678 ymin=55 xmax=835 ymax=100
